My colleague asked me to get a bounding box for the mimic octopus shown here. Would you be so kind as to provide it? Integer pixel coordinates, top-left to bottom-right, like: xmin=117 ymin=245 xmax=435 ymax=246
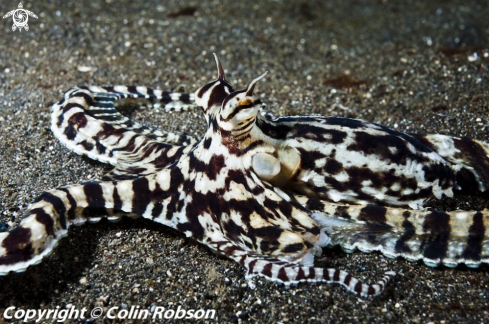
xmin=0 ymin=54 xmax=488 ymax=297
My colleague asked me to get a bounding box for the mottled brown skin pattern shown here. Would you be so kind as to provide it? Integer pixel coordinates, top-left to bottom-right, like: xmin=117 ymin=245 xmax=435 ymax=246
xmin=0 ymin=56 xmax=488 ymax=297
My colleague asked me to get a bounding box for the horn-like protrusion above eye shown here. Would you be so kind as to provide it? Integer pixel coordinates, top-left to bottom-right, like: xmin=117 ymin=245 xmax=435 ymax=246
xmin=213 ymin=53 xmax=225 ymax=80
xmin=245 ymin=71 xmax=268 ymax=96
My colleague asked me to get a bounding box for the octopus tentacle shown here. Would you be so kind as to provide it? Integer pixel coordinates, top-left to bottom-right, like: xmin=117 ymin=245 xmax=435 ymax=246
xmin=78 ymin=85 xmax=197 ymax=120
xmin=0 ymin=180 xmax=135 ymax=274
xmin=51 ymin=87 xmax=196 ymax=166
xmin=294 ymin=196 xmax=489 ymax=268
xmin=100 ymin=142 xmax=197 ymax=181
xmin=210 ymin=240 xmax=395 ymax=297
xmin=0 ymin=166 xmax=193 ymax=275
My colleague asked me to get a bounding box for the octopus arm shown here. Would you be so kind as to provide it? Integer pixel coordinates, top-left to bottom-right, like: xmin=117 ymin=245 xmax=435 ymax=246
xmin=299 ymin=197 xmax=489 ymax=268
xmin=51 ymin=86 xmax=198 ymax=165
xmin=206 ymin=239 xmax=395 ymax=297
xmin=0 ymin=172 xmax=182 ymax=275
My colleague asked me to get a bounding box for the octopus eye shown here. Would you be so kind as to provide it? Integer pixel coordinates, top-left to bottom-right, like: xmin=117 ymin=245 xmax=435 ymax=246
xmin=238 ymin=99 xmax=253 ymax=107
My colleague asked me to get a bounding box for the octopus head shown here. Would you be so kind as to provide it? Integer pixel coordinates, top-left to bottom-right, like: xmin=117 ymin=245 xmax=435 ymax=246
xmin=218 ymin=71 xmax=268 ymax=133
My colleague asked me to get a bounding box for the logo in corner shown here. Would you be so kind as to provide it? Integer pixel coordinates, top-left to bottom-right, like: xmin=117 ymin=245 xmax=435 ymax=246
xmin=2 ymin=3 xmax=38 ymax=32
